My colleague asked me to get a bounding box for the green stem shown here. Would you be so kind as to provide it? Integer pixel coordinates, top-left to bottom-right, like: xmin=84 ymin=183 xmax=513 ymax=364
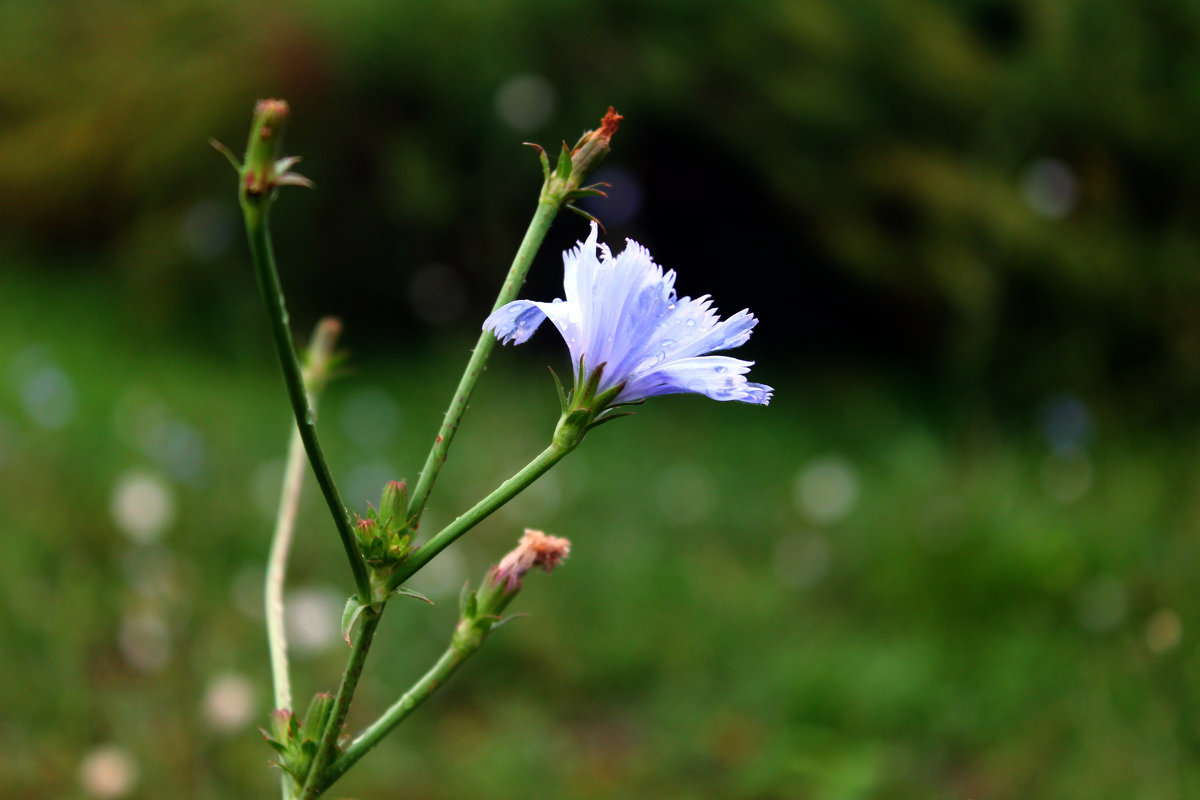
xmin=297 ymin=606 xmax=384 ymax=800
xmin=242 ymin=202 xmax=371 ymax=601
xmin=396 ymin=441 xmax=569 ymax=587
xmin=323 ymin=638 xmax=475 ymax=788
xmin=406 ymin=199 xmax=561 ymax=527
xmin=266 ymin=318 xmax=341 ymax=716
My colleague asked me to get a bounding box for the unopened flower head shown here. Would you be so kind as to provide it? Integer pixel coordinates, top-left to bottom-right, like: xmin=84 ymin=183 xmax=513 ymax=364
xmin=484 ymin=222 xmax=772 ymax=406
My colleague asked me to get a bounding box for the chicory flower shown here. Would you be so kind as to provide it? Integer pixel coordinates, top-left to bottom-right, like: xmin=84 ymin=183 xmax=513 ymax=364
xmin=483 ymin=222 xmax=772 ymax=406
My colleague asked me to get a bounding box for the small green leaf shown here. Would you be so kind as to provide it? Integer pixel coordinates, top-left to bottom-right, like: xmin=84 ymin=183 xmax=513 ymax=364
xmin=392 ymin=586 xmax=434 ymax=605
xmin=341 ymin=595 xmax=369 ymax=644
xmin=209 ymin=138 xmax=241 ymax=171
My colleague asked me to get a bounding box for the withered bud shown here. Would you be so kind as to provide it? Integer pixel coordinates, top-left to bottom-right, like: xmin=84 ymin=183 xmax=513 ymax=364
xmin=492 ymin=528 xmax=572 ymax=591
xmin=568 ymin=106 xmax=623 ymax=179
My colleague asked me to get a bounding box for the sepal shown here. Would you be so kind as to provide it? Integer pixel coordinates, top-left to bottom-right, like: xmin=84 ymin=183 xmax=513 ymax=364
xmin=262 ymin=694 xmax=338 ymax=788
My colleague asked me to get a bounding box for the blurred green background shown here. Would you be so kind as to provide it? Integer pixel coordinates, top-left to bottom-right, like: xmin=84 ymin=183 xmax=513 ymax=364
xmin=4 ymin=0 xmax=1200 ymax=798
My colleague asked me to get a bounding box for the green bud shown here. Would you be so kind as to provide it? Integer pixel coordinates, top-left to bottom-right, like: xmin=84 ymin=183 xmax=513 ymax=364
xmin=378 ymin=480 xmax=407 ymax=529
xmin=243 ymin=99 xmax=290 ymax=197
xmin=236 ymin=98 xmax=312 ymax=206
xmin=537 ymin=107 xmax=623 ymax=209
xmin=300 ymin=692 xmax=336 ymax=746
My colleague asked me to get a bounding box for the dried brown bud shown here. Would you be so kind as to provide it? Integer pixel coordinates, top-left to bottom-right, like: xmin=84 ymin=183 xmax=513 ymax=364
xmin=493 ymin=529 xmax=572 ymax=590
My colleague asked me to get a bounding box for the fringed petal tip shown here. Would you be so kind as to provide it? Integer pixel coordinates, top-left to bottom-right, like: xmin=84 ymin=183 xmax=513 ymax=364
xmin=742 ymin=382 xmax=774 ymax=406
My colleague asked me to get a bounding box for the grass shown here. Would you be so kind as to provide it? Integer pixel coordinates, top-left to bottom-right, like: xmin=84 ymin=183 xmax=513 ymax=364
xmin=1 ymin=262 xmax=1198 ymax=799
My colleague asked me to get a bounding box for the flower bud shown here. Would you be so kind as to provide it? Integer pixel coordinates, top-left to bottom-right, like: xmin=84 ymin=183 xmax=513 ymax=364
xmin=243 ymin=99 xmax=290 ymax=197
xmin=234 ymin=98 xmax=312 ymax=204
xmin=478 ymin=529 xmax=572 ymax=618
xmin=378 ymin=480 xmax=407 ymax=529
xmin=567 ymin=106 xmax=622 ymax=185
xmin=300 ymin=692 xmax=336 ymax=747
xmin=534 ymin=107 xmax=622 ymax=209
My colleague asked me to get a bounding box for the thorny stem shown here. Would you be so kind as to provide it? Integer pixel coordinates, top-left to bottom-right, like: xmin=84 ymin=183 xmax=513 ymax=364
xmin=242 ymin=201 xmax=371 ymax=601
xmin=405 ymin=199 xmax=560 ymax=527
xmin=297 ymin=606 xmax=384 ymax=800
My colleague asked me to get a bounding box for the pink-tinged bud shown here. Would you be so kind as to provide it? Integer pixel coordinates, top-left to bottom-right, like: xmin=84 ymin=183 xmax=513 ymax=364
xmin=492 ymin=529 xmax=572 ymax=591
xmin=238 ymin=98 xmax=312 ymax=201
xmin=243 ymin=99 xmax=290 ymax=196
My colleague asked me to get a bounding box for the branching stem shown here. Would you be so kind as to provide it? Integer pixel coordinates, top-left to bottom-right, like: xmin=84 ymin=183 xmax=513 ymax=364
xmin=242 ymin=202 xmax=371 ymax=600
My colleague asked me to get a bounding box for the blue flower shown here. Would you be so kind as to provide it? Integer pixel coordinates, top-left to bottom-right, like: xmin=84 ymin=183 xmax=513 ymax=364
xmin=484 ymin=222 xmax=772 ymax=406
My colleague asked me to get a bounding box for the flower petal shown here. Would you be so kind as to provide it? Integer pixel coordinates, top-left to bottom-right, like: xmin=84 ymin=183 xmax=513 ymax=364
xmin=625 ymin=355 xmax=773 ymax=405
xmin=484 ymin=300 xmax=587 ymax=366
xmin=483 ymin=301 xmax=552 ymax=345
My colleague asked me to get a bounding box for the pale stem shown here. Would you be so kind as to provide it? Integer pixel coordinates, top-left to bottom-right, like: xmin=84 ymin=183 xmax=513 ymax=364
xmin=266 ymin=317 xmax=342 ymax=715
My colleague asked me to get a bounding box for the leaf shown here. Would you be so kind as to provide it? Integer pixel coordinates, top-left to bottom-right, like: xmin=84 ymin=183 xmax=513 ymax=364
xmin=391 ymin=586 xmax=434 ymax=605
xmin=341 ymin=595 xmax=369 ymax=645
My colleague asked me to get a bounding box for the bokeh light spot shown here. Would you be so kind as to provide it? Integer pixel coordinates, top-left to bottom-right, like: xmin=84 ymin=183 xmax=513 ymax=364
xmin=494 ymin=74 xmax=555 ymax=131
xmin=119 ymin=609 xmax=171 ymax=672
xmin=20 ymin=364 xmax=77 ymax=429
xmin=79 ymin=745 xmax=139 ymax=799
xmin=793 ymin=455 xmax=859 ymax=524
xmin=110 ymin=470 xmax=177 ymax=543
xmin=202 ymin=672 xmax=258 ymax=734
xmin=1040 ymin=449 xmax=1093 ymax=505
xmin=1145 ymin=609 xmax=1182 ymax=654
xmin=1038 ymin=393 xmax=1091 ymax=452
xmin=1021 ymin=157 xmax=1077 ymax=218
xmin=285 ymin=586 xmax=344 ymax=657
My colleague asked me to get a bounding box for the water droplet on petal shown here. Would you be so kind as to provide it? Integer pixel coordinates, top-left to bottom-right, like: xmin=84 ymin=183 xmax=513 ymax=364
xmin=686 ymin=319 xmax=697 ymax=327
xmin=661 ymin=339 xmax=676 ymax=350
xmin=714 ymin=365 xmax=727 ymax=374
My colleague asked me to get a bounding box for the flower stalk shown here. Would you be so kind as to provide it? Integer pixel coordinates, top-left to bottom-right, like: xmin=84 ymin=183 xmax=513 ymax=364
xmin=405 ymin=108 xmax=623 ymax=530
xmin=297 ymin=606 xmax=384 ymax=800
xmin=321 ymin=531 xmax=570 ymax=791
xmin=231 ymin=100 xmax=371 ymax=602
xmin=266 ymin=317 xmax=342 ymax=718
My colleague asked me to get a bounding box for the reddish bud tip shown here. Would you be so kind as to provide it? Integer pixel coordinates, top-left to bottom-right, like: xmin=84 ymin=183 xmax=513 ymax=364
xmin=595 ymin=106 xmax=623 ymax=143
